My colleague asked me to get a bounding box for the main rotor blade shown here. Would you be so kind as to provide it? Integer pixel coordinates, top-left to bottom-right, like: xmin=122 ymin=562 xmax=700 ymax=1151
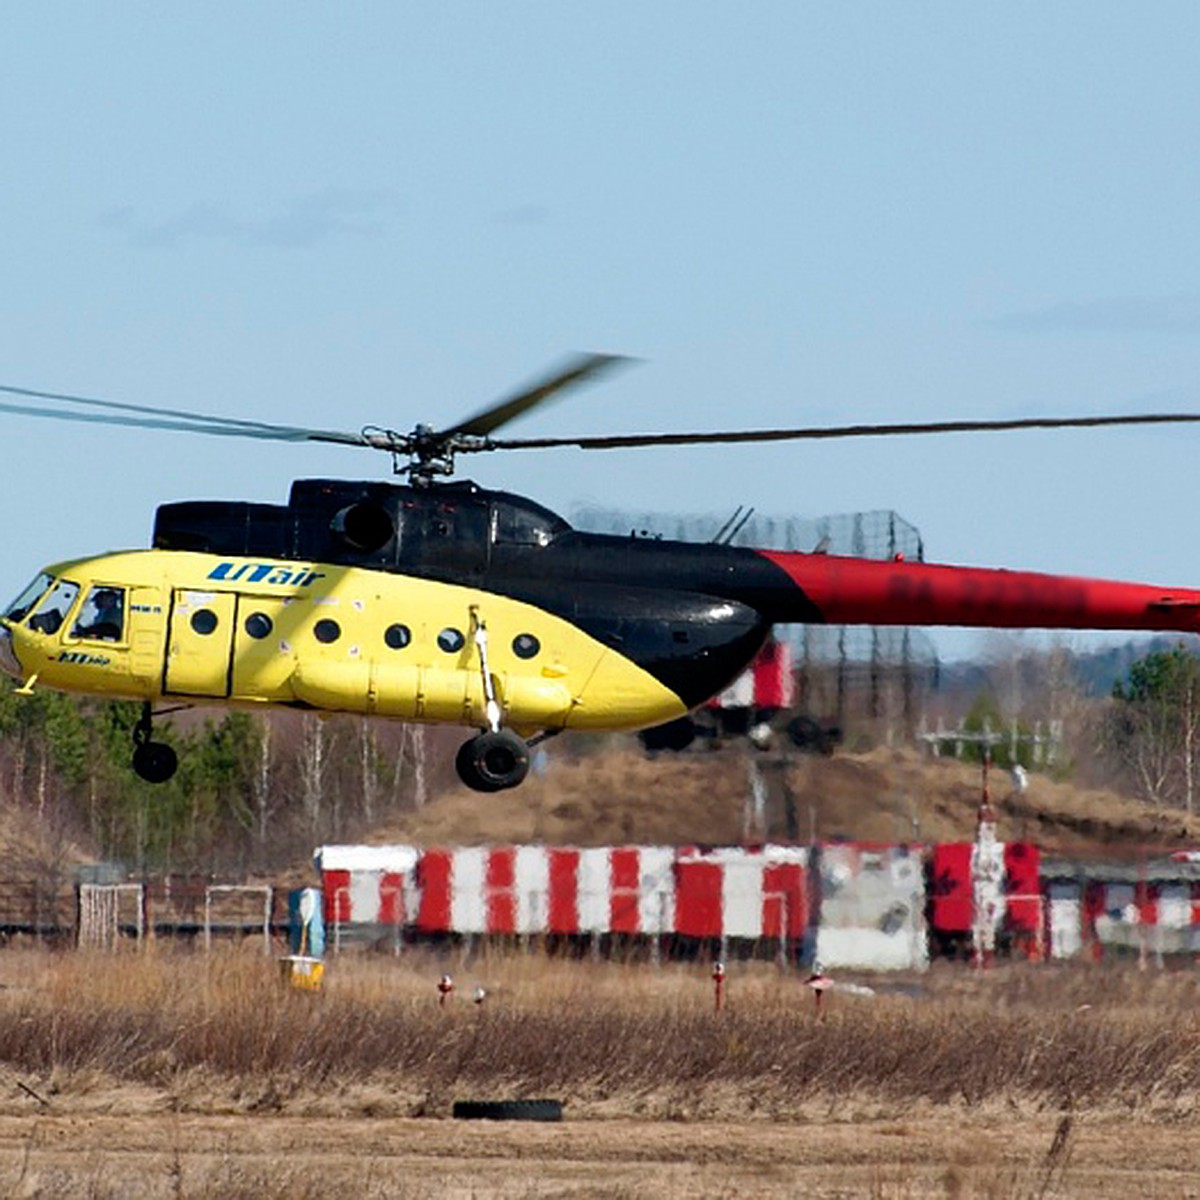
xmin=443 ymin=352 xmax=634 ymax=438
xmin=1 ymin=381 xmax=306 ymax=433
xmin=483 ymin=411 xmax=1200 ymax=452
xmin=0 ymin=384 xmax=372 ymax=448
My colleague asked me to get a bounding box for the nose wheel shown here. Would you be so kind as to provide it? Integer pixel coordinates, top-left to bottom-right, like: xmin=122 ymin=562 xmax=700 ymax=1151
xmin=132 ymin=702 xmax=178 ymax=784
xmin=455 ymin=729 xmax=530 ymax=792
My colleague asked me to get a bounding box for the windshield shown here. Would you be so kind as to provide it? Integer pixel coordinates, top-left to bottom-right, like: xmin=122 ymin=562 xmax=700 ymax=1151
xmin=4 ymin=572 xmax=54 ymax=623
xmin=28 ymin=579 xmax=80 ymax=636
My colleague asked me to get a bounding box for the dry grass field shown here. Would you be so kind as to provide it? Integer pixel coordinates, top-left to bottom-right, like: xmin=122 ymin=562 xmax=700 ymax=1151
xmin=1 ymin=947 xmax=1200 ymax=1196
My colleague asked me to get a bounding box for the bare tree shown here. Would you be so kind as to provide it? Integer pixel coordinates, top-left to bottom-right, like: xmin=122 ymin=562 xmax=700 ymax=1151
xmin=359 ymin=721 xmax=379 ymax=827
xmin=297 ymin=714 xmax=329 ymax=841
xmin=1106 ymin=647 xmax=1200 ymax=813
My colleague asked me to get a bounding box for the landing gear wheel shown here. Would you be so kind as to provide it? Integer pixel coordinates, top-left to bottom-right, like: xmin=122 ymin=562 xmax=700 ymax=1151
xmin=132 ymin=740 xmax=178 ymax=784
xmin=131 ymin=701 xmax=178 ymax=783
xmin=455 ymin=730 xmax=530 ymax=792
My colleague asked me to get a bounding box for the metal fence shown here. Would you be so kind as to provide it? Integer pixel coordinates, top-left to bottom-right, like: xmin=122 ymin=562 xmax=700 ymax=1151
xmin=572 ymin=504 xmax=940 ymax=727
xmin=0 ymin=874 xmax=290 ymax=948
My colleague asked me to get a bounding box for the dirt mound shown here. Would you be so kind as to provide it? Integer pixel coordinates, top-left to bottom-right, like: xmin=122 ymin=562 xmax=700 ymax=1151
xmin=371 ymin=748 xmax=744 ymax=847
xmin=368 ymin=744 xmax=1198 ymax=857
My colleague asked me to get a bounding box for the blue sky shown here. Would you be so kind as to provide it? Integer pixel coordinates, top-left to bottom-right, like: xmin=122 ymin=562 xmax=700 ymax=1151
xmin=3 ymin=6 xmax=1200 ymax=663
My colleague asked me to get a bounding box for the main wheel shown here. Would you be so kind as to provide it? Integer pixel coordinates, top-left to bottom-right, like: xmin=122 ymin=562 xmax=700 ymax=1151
xmin=132 ymin=740 xmax=178 ymax=784
xmin=455 ymin=730 xmax=530 ymax=792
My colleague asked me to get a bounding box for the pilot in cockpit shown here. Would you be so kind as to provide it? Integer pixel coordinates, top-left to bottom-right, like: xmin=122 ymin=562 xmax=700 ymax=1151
xmin=72 ymin=586 xmax=125 ymax=642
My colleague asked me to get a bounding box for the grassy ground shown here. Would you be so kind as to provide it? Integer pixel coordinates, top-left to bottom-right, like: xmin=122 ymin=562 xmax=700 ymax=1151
xmin=2 ymin=946 xmax=1200 ymax=1196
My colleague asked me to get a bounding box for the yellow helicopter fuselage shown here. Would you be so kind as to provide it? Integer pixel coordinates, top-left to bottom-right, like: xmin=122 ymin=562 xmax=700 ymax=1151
xmin=1 ymin=549 xmax=689 ymax=734
xmin=12 ymin=351 xmax=1200 ymax=795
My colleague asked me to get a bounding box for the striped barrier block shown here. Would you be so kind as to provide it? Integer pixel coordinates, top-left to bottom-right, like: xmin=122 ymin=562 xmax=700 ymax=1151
xmin=1043 ymin=867 xmax=1200 ymax=960
xmin=673 ymin=845 xmax=809 ymax=941
xmin=928 ymin=842 xmax=1042 ymax=935
xmin=315 ymin=843 xmax=809 ymax=942
xmin=412 ymin=845 xmax=677 ymax=936
xmin=315 ymin=844 xmax=418 ymax=926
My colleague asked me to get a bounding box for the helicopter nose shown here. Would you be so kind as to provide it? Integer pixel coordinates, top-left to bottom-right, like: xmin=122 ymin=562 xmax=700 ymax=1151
xmin=0 ymin=621 xmax=22 ymax=680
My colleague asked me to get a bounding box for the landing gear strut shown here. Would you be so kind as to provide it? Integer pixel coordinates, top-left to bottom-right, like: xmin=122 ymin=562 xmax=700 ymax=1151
xmin=454 ymin=607 xmax=530 ymax=792
xmin=132 ymin=702 xmax=178 ymax=784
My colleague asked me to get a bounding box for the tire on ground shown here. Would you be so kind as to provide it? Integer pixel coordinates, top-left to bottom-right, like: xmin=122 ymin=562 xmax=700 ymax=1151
xmin=452 ymin=1098 xmax=564 ymax=1122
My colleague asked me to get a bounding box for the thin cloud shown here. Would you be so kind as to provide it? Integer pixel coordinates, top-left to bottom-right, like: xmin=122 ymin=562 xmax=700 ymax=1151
xmin=100 ymin=189 xmax=395 ymax=249
xmin=992 ymin=295 xmax=1200 ymax=335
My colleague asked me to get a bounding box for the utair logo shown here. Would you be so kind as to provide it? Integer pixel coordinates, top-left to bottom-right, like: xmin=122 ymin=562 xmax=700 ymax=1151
xmin=207 ymin=563 xmax=325 ymax=587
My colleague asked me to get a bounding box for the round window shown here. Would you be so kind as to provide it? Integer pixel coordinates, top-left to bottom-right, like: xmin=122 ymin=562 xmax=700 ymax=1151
xmin=244 ymin=612 xmax=273 ymax=640
xmin=384 ymin=623 xmax=412 ymax=650
xmin=190 ymin=609 xmax=219 ymax=636
xmin=437 ymin=627 xmax=465 ymax=653
xmin=314 ymin=618 xmax=341 ymax=644
xmin=513 ymin=633 xmax=541 ymax=660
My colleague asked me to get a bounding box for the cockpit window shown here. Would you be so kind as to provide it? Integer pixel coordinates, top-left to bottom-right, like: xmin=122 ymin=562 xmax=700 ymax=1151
xmin=28 ymin=579 xmax=80 ymax=636
xmin=71 ymin=585 xmax=126 ymax=642
xmin=4 ymin=572 xmax=54 ymax=623
xmin=492 ymin=500 xmax=568 ymax=547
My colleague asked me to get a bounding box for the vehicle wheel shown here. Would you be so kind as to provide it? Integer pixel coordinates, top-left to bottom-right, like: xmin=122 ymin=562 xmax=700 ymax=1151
xmin=637 ymin=717 xmax=697 ymax=753
xmin=452 ymin=1098 xmax=563 ymax=1122
xmin=455 ymin=730 xmax=530 ymax=792
xmin=133 ymin=740 xmax=178 ymax=784
xmin=787 ymin=715 xmax=838 ymax=756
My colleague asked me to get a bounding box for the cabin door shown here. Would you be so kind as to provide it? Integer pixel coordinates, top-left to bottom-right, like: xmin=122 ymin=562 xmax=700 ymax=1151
xmin=164 ymin=589 xmax=237 ymax=697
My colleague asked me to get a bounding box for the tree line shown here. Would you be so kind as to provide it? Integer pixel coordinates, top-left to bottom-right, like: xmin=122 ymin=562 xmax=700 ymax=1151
xmin=2 ymin=641 xmax=1200 ymax=878
xmin=0 ymin=681 xmax=445 ymax=876
xmin=926 ymin=637 xmax=1200 ymax=816
xmin=1105 ymin=645 xmax=1200 ymax=814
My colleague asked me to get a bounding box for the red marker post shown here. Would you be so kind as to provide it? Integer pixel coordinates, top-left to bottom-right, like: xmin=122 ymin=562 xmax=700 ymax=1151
xmin=712 ymin=961 xmax=726 ymax=1013
xmin=806 ymin=965 xmax=833 ymax=1015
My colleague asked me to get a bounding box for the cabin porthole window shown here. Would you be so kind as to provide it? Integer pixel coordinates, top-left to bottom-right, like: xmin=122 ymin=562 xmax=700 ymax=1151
xmin=384 ymin=623 xmax=412 ymax=650
xmin=245 ymin=612 xmax=273 ymax=640
xmin=191 ymin=609 xmax=219 ymax=636
xmin=513 ymin=633 xmax=540 ymax=660
xmin=437 ymin=627 xmax=465 ymax=653
xmin=314 ymin=618 xmax=341 ymax=645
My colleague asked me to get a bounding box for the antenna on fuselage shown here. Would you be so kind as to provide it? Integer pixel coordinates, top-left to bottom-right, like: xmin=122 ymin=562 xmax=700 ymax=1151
xmin=719 ymin=506 xmax=755 ymax=546
xmin=712 ymin=506 xmax=744 ymax=544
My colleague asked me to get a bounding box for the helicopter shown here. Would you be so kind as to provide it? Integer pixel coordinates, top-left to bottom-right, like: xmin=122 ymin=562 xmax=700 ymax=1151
xmin=4 ymin=351 xmax=1200 ymax=793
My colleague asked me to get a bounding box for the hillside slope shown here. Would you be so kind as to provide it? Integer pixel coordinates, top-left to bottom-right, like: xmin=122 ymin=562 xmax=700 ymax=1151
xmin=0 ymin=802 xmax=91 ymax=879
xmin=367 ymin=745 xmax=1199 ymax=857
